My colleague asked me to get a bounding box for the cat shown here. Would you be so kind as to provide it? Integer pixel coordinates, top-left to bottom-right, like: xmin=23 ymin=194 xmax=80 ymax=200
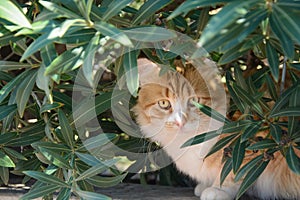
xmin=132 ymin=58 xmax=300 ymax=200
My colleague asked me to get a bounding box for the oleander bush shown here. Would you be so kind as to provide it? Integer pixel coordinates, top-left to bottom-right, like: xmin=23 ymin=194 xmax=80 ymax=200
xmin=0 ymin=0 xmax=299 ymax=199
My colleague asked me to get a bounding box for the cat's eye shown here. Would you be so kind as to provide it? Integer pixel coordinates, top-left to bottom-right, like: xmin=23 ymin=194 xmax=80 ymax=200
xmin=188 ymin=96 xmax=200 ymax=107
xmin=158 ymin=99 xmax=171 ymax=110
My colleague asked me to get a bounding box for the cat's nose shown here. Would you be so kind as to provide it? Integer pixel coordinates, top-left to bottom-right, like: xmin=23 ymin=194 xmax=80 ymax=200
xmin=174 ymin=111 xmax=187 ymax=128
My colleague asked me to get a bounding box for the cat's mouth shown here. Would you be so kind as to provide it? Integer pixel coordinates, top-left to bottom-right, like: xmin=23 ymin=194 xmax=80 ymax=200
xmin=165 ymin=111 xmax=187 ymax=128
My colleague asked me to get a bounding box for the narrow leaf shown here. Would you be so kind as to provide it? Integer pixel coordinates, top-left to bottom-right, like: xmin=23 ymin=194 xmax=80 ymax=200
xmin=0 ymin=150 xmax=15 ymax=167
xmin=23 ymin=171 xmax=69 ymax=187
xmin=132 ymin=0 xmax=171 ymax=25
xmin=102 ymin=0 xmax=133 ymax=21
xmin=236 ymin=160 xmax=269 ymax=199
xmin=0 ymin=104 xmax=17 ymax=121
xmin=76 ymin=189 xmax=111 ymax=200
xmin=75 ymin=159 xmax=118 ymax=181
xmin=269 ymin=107 xmax=300 ymax=118
xmin=220 ymin=158 xmax=232 ymax=186
xmin=247 ymin=139 xmax=277 ymax=150
xmin=123 ymin=50 xmax=138 ymax=97
xmin=234 ymin=154 xmax=263 ymax=182
xmin=58 ymin=109 xmax=74 ymax=148
xmin=15 ymin=70 xmax=37 ymax=117
xmin=124 ymin=27 xmax=177 ymax=42
xmin=241 ymin=122 xmax=261 ymax=142
xmin=181 ymin=129 xmax=220 ymax=147
xmin=194 ymin=102 xmax=230 ymax=124
xmin=266 ymin=40 xmax=279 ymax=82
xmin=205 ymin=133 xmax=238 ymax=158
xmin=232 ymin=138 xmax=246 ymax=173
xmin=20 ymin=184 xmax=60 ymax=200
xmin=94 ymin=21 xmax=133 ymax=47
xmin=0 ymin=0 xmax=31 ymax=28
xmin=87 ymin=173 xmax=127 ymax=188
xmin=286 ymin=145 xmax=300 ymax=175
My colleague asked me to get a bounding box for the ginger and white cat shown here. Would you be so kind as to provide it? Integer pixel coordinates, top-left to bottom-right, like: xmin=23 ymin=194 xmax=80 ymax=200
xmin=133 ymin=58 xmax=300 ymax=200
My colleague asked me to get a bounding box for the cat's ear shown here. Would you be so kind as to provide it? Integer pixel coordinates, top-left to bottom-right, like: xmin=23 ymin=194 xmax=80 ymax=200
xmin=137 ymin=58 xmax=161 ymax=86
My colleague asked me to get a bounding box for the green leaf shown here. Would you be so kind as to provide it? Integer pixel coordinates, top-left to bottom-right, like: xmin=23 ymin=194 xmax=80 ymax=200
xmin=75 ymin=152 xmax=103 ymax=166
xmin=45 ymin=47 xmax=84 ymax=76
xmin=38 ymin=147 xmax=71 ymax=169
xmin=39 ymin=0 xmax=81 ymax=19
xmin=124 ymin=27 xmax=177 ymax=42
xmin=75 ymin=159 xmax=118 ymax=181
xmin=0 ymin=61 xmax=32 ymax=71
xmin=0 ymin=132 xmax=17 ymax=144
xmin=234 ymin=154 xmax=263 ymax=182
xmin=79 ymin=134 xmax=117 ymax=152
xmin=270 ymin=123 xmax=282 ymax=144
xmin=231 ymin=82 xmax=263 ymax=116
xmin=269 ymin=82 xmax=299 ymax=115
xmin=181 ymin=129 xmax=220 ymax=148
xmin=247 ymin=139 xmax=277 ymax=150
xmin=288 ymin=85 xmax=300 ymax=137
xmin=0 ymin=0 xmax=31 ymax=28
xmin=3 ymin=147 xmax=27 ymax=161
xmin=41 ymin=43 xmax=58 ymax=67
xmin=194 ymin=103 xmax=230 ymax=124
xmin=32 ymin=141 xmax=71 ymax=153
xmin=72 ymin=90 xmax=127 ymax=127
xmin=241 ymin=122 xmax=261 ymax=142
xmin=0 ymin=150 xmax=15 ymax=167
xmin=218 ymin=43 xmax=248 ymax=65
xmin=87 ymin=173 xmax=127 ymax=188
xmin=102 ymin=0 xmax=133 ymax=21
xmin=167 ymin=0 xmax=233 ymax=19
xmin=269 ymin=13 xmax=294 ymax=59
xmin=198 ymin=0 xmax=259 ymax=46
xmin=83 ymin=33 xmax=100 ymax=88
xmin=94 ymin=21 xmax=132 ymax=47
xmin=226 ymin=77 xmax=246 ymax=112
xmin=273 ymin=4 xmax=300 ymax=45
xmin=0 ymin=70 xmax=31 ymax=104
xmin=220 ymin=158 xmax=232 ymax=186
xmin=58 ymin=109 xmax=74 ymax=148
xmin=40 ymin=102 xmax=64 ymax=114
xmin=205 ymin=133 xmax=238 ymax=158
xmin=266 ymin=40 xmax=279 ymax=82
xmin=236 ymin=159 xmax=269 ymax=199
xmin=0 ymin=104 xmax=17 ymax=121
xmin=0 ymin=166 xmax=9 ymax=185
xmin=20 ymin=184 xmax=60 ymax=200
xmin=56 ymin=187 xmax=71 ymax=200
xmin=15 ymin=70 xmax=37 ymax=117
xmin=221 ymin=120 xmax=253 ymax=134
xmin=132 ymin=0 xmax=171 ymax=25
xmin=76 ymin=189 xmax=111 ymax=200
xmin=23 ymin=171 xmax=69 ymax=187
xmin=232 ymin=138 xmax=246 ymax=173
xmin=286 ymin=145 xmax=300 ymax=175
xmin=123 ymin=50 xmax=138 ymax=97
xmin=21 ymin=31 xmax=56 ymax=61
xmin=269 ymin=107 xmax=300 ymax=117
xmin=265 ymin=74 xmax=278 ymax=101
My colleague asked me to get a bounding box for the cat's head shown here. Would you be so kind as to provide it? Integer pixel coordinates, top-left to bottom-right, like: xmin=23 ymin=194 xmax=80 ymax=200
xmin=132 ymin=58 xmax=226 ymax=147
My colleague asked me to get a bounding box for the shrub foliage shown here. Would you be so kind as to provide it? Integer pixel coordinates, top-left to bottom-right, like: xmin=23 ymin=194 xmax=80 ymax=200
xmin=0 ymin=0 xmax=299 ymax=199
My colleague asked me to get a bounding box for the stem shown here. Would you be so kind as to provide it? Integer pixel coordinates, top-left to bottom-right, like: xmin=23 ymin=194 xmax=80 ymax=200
xmin=280 ymin=56 xmax=287 ymax=95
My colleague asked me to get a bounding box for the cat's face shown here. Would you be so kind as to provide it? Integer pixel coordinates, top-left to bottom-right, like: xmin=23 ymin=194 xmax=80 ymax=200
xmin=133 ymin=59 xmax=213 ymax=146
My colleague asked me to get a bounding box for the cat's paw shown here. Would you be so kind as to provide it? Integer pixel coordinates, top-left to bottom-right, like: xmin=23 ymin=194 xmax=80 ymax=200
xmin=200 ymin=187 xmax=233 ymax=200
xmin=194 ymin=183 xmax=208 ymax=196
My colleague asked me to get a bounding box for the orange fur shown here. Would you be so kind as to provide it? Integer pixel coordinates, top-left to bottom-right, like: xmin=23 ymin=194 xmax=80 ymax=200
xmin=133 ymin=58 xmax=300 ymax=200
